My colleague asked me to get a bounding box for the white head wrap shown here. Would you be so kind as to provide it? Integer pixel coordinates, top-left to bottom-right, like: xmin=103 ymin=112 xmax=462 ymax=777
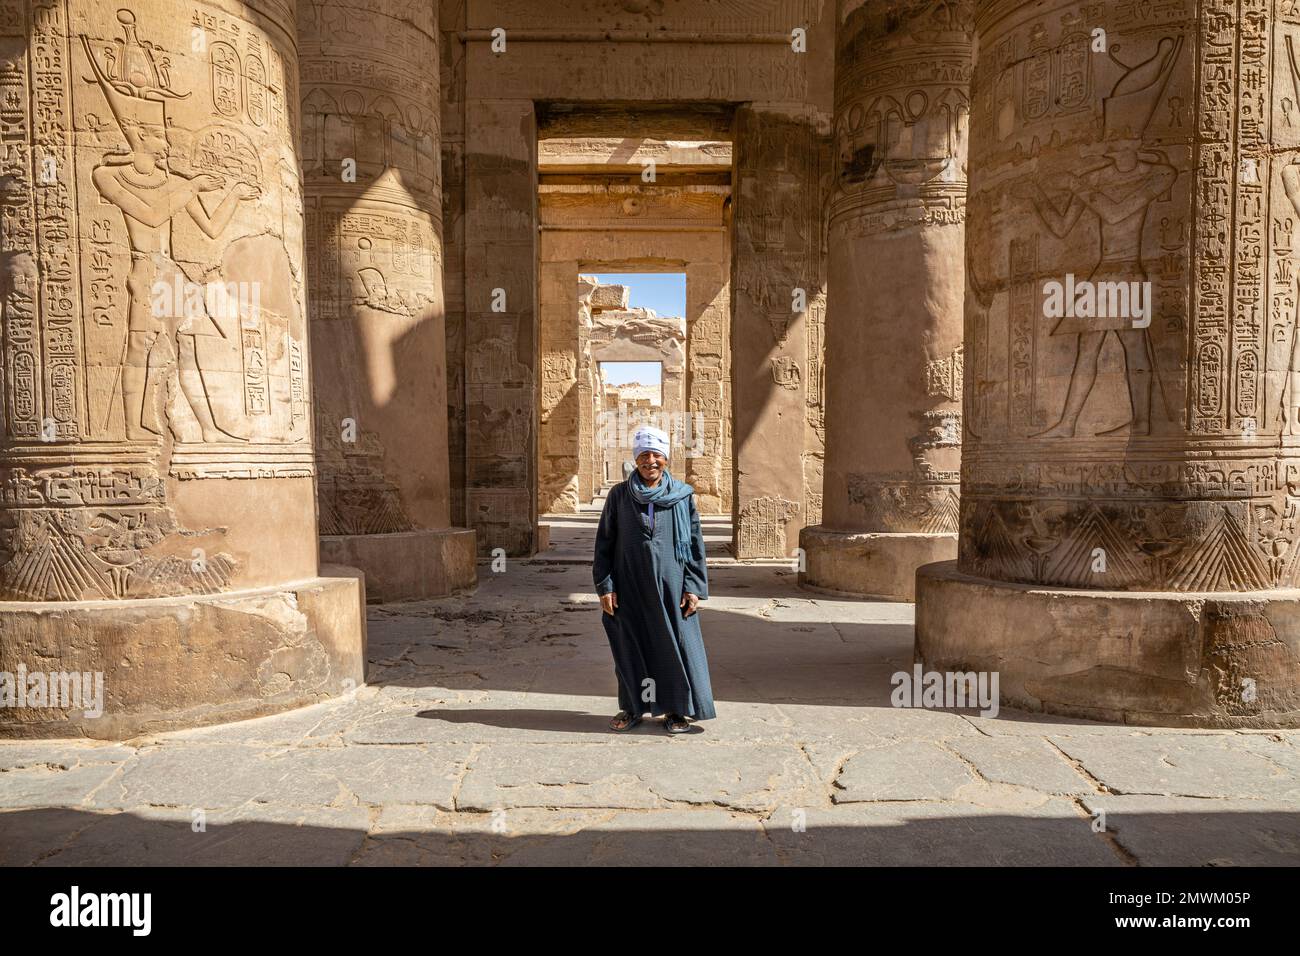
xmin=632 ymin=425 xmax=670 ymax=461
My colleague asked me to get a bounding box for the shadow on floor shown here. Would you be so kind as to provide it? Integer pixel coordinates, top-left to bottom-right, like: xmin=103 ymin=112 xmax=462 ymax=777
xmin=366 ymin=594 xmax=918 ymax=710
xmin=3 ymin=805 xmax=1296 ymax=866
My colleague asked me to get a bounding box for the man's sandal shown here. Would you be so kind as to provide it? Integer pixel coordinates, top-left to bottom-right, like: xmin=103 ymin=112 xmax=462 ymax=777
xmin=663 ymin=713 xmax=690 ymax=734
xmin=609 ymin=711 xmax=642 ymax=732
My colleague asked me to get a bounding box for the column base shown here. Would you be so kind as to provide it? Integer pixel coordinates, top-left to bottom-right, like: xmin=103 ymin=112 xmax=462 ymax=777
xmin=0 ymin=568 xmax=367 ymax=740
xmin=320 ymin=528 xmax=477 ymax=603
xmin=915 ymin=561 xmax=1300 ymax=728
xmin=799 ymin=526 xmax=956 ymax=601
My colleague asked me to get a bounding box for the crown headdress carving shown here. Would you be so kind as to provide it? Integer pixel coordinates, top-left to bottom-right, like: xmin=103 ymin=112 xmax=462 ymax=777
xmin=81 ymin=10 xmax=189 ymax=146
xmin=1102 ymin=36 xmax=1183 ymax=141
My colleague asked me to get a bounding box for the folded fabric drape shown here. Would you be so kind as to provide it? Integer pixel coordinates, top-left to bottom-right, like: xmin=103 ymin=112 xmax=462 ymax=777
xmin=626 ymin=469 xmax=694 ymax=564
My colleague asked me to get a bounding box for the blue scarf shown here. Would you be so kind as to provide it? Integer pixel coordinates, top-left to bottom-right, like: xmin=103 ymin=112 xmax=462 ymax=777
xmin=627 ymin=469 xmax=695 ymax=564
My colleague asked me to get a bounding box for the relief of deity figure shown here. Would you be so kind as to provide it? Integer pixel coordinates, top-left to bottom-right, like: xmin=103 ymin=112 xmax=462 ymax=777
xmin=81 ymin=10 xmax=259 ymax=443
xmin=1013 ymin=36 xmax=1182 ymax=439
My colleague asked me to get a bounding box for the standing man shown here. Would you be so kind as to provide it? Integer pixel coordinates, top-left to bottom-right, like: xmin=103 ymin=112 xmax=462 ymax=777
xmin=594 ymin=425 xmax=716 ymax=733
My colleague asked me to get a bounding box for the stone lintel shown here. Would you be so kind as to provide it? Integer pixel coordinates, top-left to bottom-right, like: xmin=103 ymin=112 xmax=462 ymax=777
xmin=538 ymin=137 xmax=732 ymax=175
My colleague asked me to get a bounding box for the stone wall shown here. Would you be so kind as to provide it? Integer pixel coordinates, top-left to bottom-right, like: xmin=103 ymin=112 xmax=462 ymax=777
xmin=731 ymin=102 xmax=833 ymax=559
xmin=538 ymin=273 xmax=688 ymax=513
xmin=589 ymin=290 xmax=686 ymax=498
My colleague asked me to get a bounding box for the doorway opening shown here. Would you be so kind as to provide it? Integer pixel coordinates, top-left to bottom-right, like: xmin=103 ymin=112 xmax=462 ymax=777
xmin=535 ymin=112 xmax=734 ymax=523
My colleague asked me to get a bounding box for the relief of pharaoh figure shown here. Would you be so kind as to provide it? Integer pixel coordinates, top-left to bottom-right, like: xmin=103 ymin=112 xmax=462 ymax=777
xmin=1014 ymin=36 xmax=1182 ymax=439
xmin=81 ymin=11 xmax=258 ymax=443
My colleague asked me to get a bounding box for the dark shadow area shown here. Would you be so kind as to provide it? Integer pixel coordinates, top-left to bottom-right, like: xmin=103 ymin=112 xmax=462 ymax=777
xmin=3 ymin=806 xmax=1296 ymax=866
xmin=413 ymin=708 xmax=688 ymax=735
xmin=366 ymin=584 xmax=917 ymax=709
xmin=361 ymin=558 xmax=1194 ymax=732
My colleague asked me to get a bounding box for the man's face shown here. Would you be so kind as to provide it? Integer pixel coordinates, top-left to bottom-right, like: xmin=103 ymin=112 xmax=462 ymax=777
xmin=636 ymin=450 xmax=666 ymax=483
xmin=139 ymin=126 xmax=170 ymax=167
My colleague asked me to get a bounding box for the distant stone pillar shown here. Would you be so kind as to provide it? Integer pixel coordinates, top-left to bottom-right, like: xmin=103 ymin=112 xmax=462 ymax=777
xmin=916 ymin=0 xmax=1300 ymax=726
xmin=0 ymin=0 xmax=365 ymax=739
xmin=684 ymin=259 xmax=731 ymax=515
xmin=731 ymin=103 xmax=831 ymax=559
xmin=537 ymin=260 xmax=581 ymax=514
xmin=298 ymin=0 xmax=476 ymax=601
xmin=463 ymin=97 xmax=537 ymax=555
xmin=800 ymin=0 xmax=972 ymax=601
xmin=576 ymin=280 xmax=597 ymax=503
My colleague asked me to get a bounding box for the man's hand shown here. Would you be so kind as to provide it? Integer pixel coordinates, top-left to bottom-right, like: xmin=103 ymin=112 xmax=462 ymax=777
xmin=601 ymin=592 xmax=618 ymax=616
xmin=681 ymin=592 xmax=700 ymax=617
xmin=192 ymin=172 xmax=224 ymax=192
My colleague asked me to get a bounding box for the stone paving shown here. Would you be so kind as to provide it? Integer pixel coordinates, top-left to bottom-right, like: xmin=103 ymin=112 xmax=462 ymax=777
xmin=1 ymin=513 xmax=1298 ymax=866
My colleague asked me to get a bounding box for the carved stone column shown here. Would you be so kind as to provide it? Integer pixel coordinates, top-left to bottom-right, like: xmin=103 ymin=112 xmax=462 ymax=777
xmin=730 ymin=103 xmax=831 ymax=559
xmin=298 ymin=0 xmax=476 ymax=601
xmin=0 ymin=0 xmax=365 ymax=739
xmin=916 ymin=0 xmax=1300 ymax=726
xmin=800 ymin=0 xmax=972 ymax=601
xmin=463 ymin=97 xmax=537 ymax=556
xmin=685 ymin=258 xmax=732 ymax=515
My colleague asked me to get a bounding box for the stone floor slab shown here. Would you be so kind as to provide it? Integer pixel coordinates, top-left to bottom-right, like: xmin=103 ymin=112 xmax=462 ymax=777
xmin=27 ymin=806 xmax=372 ymax=866
xmin=948 ymin=736 xmax=1096 ymax=796
xmin=1055 ymin=735 xmax=1300 ymax=800
xmin=833 ymin=741 xmax=975 ymax=803
xmin=1079 ymin=795 xmax=1300 ymax=866
xmin=89 ymin=744 xmax=469 ymax=811
xmin=457 ymin=741 xmax=821 ymax=812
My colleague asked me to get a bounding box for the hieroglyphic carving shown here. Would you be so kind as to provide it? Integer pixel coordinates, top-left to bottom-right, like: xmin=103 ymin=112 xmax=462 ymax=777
xmin=30 ymin=1 xmax=83 ymax=441
xmin=299 ymin=0 xmax=450 ymax=541
xmin=314 ymin=410 xmax=412 ymax=536
xmin=1007 ymin=235 xmax=1040 ymax=429
xmin=737 ymin=495 xmax=800 ymax=560
xmin=74 ymin=8 xmax=309 ymax=459
xmin=925 ymin=344 xmax=964 ymax=403
xmin=961 ymin=0 xmax=1297 ymax=592
xmin=831 ymin=0 xmax=972 ymax=238
xmin=0 ymin=464 xmax=236 ymax=600
xmin=1 ymin=1 xmax=312 ymax=601
xmin=298 ymin=0 xmax=439 ymax=197
xmin=817 ymin=0 xmax=971 ymax=544
xmin=1013 ymin=36 xmax=1181 ymax=439
xmin=0 ymin=32 xmax=39 ymax=441
xmin=847 ymin=473 xmax=960 ymax=534
xmin=771 ymin=355 xmax=801 ymax=389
